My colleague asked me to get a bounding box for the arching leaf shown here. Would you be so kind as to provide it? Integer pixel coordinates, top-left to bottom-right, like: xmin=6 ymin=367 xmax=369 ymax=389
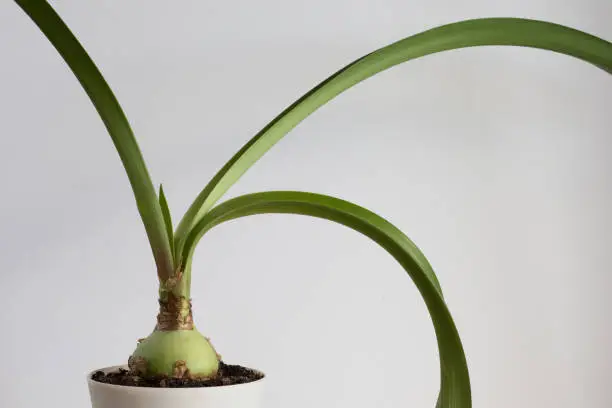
xmin=174 ymin=18 xmax=612 ymax=258
xmin=15 ymin=0 xmax=175 ymax=276
xmin=183 ymin=191 xmax=468 ymax=408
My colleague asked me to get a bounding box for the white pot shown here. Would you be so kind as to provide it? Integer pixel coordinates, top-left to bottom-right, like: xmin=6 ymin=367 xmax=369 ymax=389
xmin=87 ymin=365 xmax=266 ymax=408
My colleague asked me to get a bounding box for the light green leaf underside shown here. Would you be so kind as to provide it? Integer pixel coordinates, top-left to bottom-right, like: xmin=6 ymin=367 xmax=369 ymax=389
xmin=182 ymin=191 xmax=468 ymax=407
xmin=174 ymin=17 xmax=612 ymax=258
xmin=158 ymin=185 xmax=175 ymax=260
xmin=15 ymin=0 xmax=174 ymax=277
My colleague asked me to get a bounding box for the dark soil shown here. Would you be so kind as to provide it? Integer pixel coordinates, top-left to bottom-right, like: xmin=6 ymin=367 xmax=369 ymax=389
xmin=91 ymin=362 xmax=264 ymax=388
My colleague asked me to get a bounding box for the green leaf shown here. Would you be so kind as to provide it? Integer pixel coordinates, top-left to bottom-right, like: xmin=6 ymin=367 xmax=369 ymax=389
xmin=158 ymin=185 xmax=175 ymax=259
xmin=15 ymin=0 xmax=174 ymax=276
xmin=174 ymin=17 xmax=612 ymax=259
xmin=182 ymin=191 xmax=469 ymax=407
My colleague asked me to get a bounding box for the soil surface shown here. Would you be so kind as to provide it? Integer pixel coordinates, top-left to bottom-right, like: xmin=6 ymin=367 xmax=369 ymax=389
xmin=91 ymin=362 xmax=264 ymax=388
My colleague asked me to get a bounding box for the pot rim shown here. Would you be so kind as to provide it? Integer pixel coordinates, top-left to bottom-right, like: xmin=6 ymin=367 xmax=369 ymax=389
xmin=87 ymin=365 xmax=266 ymax=392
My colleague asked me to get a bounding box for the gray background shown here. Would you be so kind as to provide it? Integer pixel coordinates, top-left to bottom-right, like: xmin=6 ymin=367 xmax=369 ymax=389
xmin=1 ymin=0 xmax=611 ymax=407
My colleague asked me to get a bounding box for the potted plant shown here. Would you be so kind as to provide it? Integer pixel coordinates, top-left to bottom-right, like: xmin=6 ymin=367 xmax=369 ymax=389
xmin=11 ymin=1 xmax=612 ymax=407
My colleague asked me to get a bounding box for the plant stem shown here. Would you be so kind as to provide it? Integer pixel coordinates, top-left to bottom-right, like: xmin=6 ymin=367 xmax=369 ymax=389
xmin=157 ymin=259 xmax=193 ymax=330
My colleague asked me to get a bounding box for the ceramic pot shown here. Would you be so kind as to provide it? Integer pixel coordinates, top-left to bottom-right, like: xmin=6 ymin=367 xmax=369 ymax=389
xmin=87 ymin=365 xmax=266 ymax=408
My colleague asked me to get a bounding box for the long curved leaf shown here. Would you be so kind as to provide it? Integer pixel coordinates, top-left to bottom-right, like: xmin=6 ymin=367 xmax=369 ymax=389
xmin=15 ymin=0 xmax=174 ymax=277
xmin=174 ymin=17 xmax=612 ymax=258
xmin=182 ymin=191 xmax=469 ymax=407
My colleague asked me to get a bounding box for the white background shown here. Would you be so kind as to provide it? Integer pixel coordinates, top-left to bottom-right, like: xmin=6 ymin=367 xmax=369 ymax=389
xmin=1 ymin=0 xmax=611 ymax=407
